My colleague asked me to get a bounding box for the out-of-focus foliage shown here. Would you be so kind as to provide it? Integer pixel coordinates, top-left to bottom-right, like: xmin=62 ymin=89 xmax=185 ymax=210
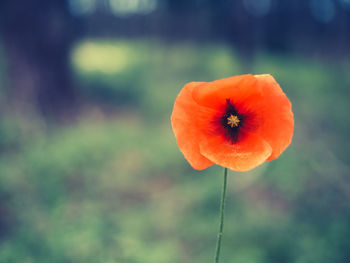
xmin=0 ymin=39 xmax=349 ymax=263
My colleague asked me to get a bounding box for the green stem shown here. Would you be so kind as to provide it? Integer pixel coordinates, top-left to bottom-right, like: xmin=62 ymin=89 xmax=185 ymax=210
xmin=214 ymin=167 xmax=228 ymax=263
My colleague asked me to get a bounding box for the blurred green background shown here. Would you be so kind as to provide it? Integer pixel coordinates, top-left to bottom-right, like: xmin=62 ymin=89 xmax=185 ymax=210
xmin=1 ymin=1 xmax=350 ymax=263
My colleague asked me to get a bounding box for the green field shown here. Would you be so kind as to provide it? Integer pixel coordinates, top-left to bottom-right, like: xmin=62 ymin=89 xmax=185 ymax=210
xmin=0 ymin=39 xmax=349 ymax=263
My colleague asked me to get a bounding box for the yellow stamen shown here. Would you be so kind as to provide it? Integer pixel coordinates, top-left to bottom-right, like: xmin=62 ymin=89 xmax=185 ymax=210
xmin=227 ymin=115 xmax=240 ymax=128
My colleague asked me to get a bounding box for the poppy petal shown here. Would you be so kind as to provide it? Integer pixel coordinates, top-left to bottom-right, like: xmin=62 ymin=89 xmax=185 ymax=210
xmin=198 ymin=131 xmax=272 ymax=171
xmin=253 ymin=74 xmax=294 ymax=160
xmin=192 ymin=74 xmax=260 ymax=110
xmin=171 ymin=82 xmax=215 ymax=170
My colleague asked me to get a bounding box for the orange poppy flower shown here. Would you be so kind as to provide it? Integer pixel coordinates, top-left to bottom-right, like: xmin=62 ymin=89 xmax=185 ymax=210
xmin=171 ymin=74 xmax=294 ymax=171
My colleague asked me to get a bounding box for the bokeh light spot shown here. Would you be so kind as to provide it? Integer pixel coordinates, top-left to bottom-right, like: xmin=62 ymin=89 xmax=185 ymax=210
xmin=68 ymin=0 xmax=96 ymax=16
xmin=243 ymin=0 xmax=272 ymax=17
xmin=309 ymin=0 xmax=336 ymax=24
xmin=339 ymin=0 xmax=350 ymax=10
xmin=72 ymin=41 xmax=133 ymax=74
xmin=109 ymin=0 xmax=157 ymax=16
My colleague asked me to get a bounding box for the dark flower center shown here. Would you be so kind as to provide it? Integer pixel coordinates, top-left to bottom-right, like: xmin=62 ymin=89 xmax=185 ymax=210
xmin=219 ymin=99 xmax=245 ymax=143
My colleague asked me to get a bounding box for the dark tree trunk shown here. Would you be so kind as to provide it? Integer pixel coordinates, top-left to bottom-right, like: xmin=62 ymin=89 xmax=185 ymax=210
xmin=0 ymin=0 xmax=80 ymax=120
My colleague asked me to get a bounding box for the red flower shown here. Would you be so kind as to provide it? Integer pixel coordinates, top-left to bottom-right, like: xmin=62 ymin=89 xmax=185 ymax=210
xmin=171 ymin=74 xmax=294 ymax=171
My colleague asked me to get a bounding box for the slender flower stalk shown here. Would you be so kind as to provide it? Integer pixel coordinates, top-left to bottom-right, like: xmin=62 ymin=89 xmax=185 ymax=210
xmin=214 ymin=167 xmax=228 ymax=263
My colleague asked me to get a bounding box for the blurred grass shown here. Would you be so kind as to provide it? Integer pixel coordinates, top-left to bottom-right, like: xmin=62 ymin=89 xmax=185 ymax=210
xmin=0 ymin=39 xmax=350 ymax=262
